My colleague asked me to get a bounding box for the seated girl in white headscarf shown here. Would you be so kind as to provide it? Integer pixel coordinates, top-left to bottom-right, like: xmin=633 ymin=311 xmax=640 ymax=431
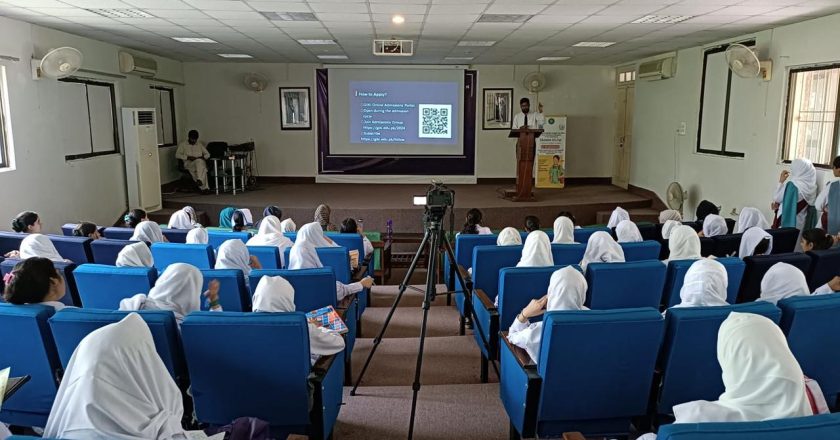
xmin=493 ymin=231 xmax=555 ymax=306
xmin=508 ymin=266 xmax=588 ymax=363
xmin=186 ymin=228 xmax=208 ymax=244
xmin=288 ymin=222 xmax=374 ymax=301
xmin=616 ymin=219 xmax=643 ymax=243
xmin=735 ymin=207 xmax=769 ymax=234
xmin=247 ymin=215 xmax=294 ymax=266
xmin=252 ymin=276 xmax=345 ymax=365
xmin=700 ymin=214 xmax=728 ymax=238
xmin=120 ymin=263 xmax=221 ymax=326
xmin=280 ymin=218 xmax=296 ymax=233
xmin=579 ymin=231 xmax=625 ymax=272
xmin=166 ymin=209 xmax=198 ymax=230
xmin=497 ymin=227 xmax=522 ymax=246
xmin=607 ymin=207 xmax=630 ymax=228
xmin=116 ymin=242 xmax=154 ymax=268
xmin=670 ymin=259 xmax=728 ymax=309
xmin=638 ymin=312 xmax=820 ymax=439
xmin=215 ymin=239 xmax=261 ymax=276
xmin=43 ymin=314 xmax=187 ymax=440
xmin=758 ymin=263 xmax=810 ymax=305
xmin=130 ymin=221 xmax=167 ymax=243
xmin=661 ymin=220 xmax=682 ymax=240
xmin=664 ymin=225 xmax=702 ymax=264
xmin=551 ymin=216 xmax=576 ymax=244
xmin=739 ymin=227 xmax=773 ymax=259
xmin=19 ymin=234 xmax=70 ymax=262
xmin=659 ymin=209 xmax=682 ymax=224
xmin=3 ymin=257 xmax=69 ymax=311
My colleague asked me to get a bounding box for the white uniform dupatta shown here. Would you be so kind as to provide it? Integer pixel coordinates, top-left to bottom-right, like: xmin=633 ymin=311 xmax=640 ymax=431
xmin=759 ymin=262 xmax=810 ymax=305
xmin=131 ymin=221 xmax=166 ymax=243
xmin=496 ymin=227 xmax=522 ymax=246
xmin=19 ymin=234 xmax=66 ymax=262
xmin=552 ymin=216 xmax=576 ymax=244
xmin=607 ymin=207 xmax=630 ymax=228
xmin=579 ymin=231 xmax=625 ymax=271
xmin=517 ymin=231 xmax=554 ymax=267
xmin=672 ymin=258 xmax=728 ymax=308
xmin=215 ymin=239 xmax=253 ymax=276
xmin=739 ymin=227 xmax=773 ymax=259
xmin=667 ymin=225 xmax=702 ymax=262
xmin=702 ymin=214 xmax=728 ymax=238
xmin=735 ymin=207 xmax=770 ymax=234
xmin=185 ymin=228 xmax=208 ymax=244
xmin=116 ymin=242 xmax=154 ymax=268
xmin=119 ymin=263 xmax=202 ymax=324
xmin=616 ymin=220 xmax=643 ymax=243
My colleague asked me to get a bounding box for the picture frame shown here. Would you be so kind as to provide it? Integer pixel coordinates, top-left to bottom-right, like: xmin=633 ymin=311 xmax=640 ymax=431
xmin=482 ymin=88 xmax=513 ymax=130
xmin=280 ymin=87 xmax=311 ymax=130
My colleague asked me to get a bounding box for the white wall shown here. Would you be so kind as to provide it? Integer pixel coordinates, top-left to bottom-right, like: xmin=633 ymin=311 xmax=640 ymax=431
xmin=183 ymin=63 xmax=616 ymax=178
xmin=0 ymin=16 xmax=185 ymax=233
xmin=630 ymin=13 xmax=840 ymax=221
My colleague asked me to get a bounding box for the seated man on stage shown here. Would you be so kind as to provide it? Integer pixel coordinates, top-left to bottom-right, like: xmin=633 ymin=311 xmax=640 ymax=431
xmin=176 ymin=129 xmax=211 ymax=192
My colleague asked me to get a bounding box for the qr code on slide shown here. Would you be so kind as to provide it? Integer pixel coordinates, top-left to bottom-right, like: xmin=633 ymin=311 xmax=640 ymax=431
xmin=418 ymin=104 xmax=452 ymax=139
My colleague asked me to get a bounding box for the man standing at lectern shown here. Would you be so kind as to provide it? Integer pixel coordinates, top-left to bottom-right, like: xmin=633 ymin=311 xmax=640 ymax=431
xmin=512 ymin=97 xmax=545 ymax=129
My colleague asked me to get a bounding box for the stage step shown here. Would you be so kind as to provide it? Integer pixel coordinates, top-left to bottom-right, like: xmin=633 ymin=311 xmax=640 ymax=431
xmin=594 ymin=208 xmax=660 ymax=225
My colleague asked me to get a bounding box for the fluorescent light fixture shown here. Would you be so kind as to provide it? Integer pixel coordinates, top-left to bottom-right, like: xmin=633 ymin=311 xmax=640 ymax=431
xmin=477 ymin=14 xmax=532 ymax=23
xmin=317 ymin=54 xmax=349 ymax=59
xmin=457 ymin=40 xmax=495 ymax=47
xmin=537 ymin=56 xmax=571 ymax=61
xmin=392 ymin=14 xmax=405 ymax=24
xmin=217 ymin=53 xmax=253 ymax=58
xmin=572 ymin=41 xmax=615 ymax=47
xmin=87 ymin=8 xmax=154 ymax=18
xmin=260 ymin=11 xmax=318 ymax=21
xmin=631 ymin=15 xmax=693 ymax=24
xmin=298 ymin=39 xmax=336 ymax=45
xmin=172 ymin=37 xmax=218 ymax=43
xmin=444 ymin=56 xmax=474 ymax=60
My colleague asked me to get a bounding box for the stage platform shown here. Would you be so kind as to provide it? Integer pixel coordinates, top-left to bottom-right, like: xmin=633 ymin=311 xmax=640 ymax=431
xmin=161 ymin=182 xmax=663 ymax=234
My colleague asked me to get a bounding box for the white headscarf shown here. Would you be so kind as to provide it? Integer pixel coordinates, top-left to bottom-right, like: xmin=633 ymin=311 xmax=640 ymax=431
xmin=672 ymin=312 xmax=810 ymax=423
xmin=43 ymin=314 xmax=185 ymax=440
xmin=759 ymin=262 xmax=809 ymax=305
xmin=116 ymin=242 xmax=154 ymax=268
xmin=258 ymin=215 xmax=283 ymax=235
xmin=739 ymin=227 xmax=773 ymax=259
xmin=297 ymin=222 xmax=337 ymax=248
xmin=702 ymin=214 xmax=728 ymax=237
xmin=662 ymin=220 xmax=682 ymax=239
xmin=668 ymin=225 xmax=702 ymax=262
xmin=616 ymin=220 xmax=643 ymax=243
xmin=579 ymin=231 xmax=625 ymax=271
xmin=497 ymin=227 xmax=522 ymax=246
xmin=248 ymin=215 xmax=294 ymax=262
xmin=280 ymin=218 xmax=296 ymax=233
xmin=288 ymin=231 xmax=323 ymax=271
xmin=789 ymin=158 xmax=818 ymax=205
xmin=185 ymin=228 xmax=208 ymax=244
xmin=517 ymin=231 xmax=554 ymax=267
xmin=552 ymin=216 xmax=576 ymax=244
xmin=19 ymin=234 xmax=66 ymax=262
xmin=673 ymin=259 xmax=729 ymax=308
xmin=166 ymin=210 xmax=193 ymax=230
xmin=215 ymin=239 xmax=252 ymax=276
xmin=119 ymin=263 xmax=202 ymax=324
xmin=659 ymin=209 xmax=683 ymax=223
xmin=607 ymin=207 xmax=630 ymax=228
xmin=735 ymin=207 xmax=770 ymax=234
xmin=131 ymin=221 xmax=165 ymax=243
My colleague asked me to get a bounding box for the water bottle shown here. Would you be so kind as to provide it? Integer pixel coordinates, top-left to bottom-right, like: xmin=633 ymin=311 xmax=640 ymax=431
xmin=386 ymin=219 xmax=393 ymax=241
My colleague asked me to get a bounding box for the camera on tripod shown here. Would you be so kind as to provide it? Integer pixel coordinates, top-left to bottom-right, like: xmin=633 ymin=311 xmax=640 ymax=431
xmin=413 ymin=181 xmax=454 ymax=222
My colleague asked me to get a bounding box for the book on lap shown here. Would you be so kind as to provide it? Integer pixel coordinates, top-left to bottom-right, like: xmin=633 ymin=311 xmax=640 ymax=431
xmin=306 ymin=305 xmax=349 ymax=334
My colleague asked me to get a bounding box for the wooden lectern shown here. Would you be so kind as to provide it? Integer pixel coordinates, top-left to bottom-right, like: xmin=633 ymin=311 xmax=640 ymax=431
xmin=504 ymin=127 xmax=543 ymax=202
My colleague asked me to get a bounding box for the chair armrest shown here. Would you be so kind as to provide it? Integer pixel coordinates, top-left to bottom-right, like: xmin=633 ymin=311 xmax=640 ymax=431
xmin=352 ymin=263 xmax=369 ymax=282
xmin=474 ymin=288 xmax=496 ymax=311
xmin=562 ymin=433 xmax=586 ymax=440
xmin=336 ymin=293 xmax=357 ymax=316
xmin=311 ymin=353 xmax=337 ymax=379
xmin=456 ymin=264 xmax=472 ymax=283
xmin=500 ymin=331 xmax=535 ymax=369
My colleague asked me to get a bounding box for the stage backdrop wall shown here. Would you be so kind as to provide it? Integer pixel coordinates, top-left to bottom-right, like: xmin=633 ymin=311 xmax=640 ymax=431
xmin=182 ymin=63 xmax=616 ymax=180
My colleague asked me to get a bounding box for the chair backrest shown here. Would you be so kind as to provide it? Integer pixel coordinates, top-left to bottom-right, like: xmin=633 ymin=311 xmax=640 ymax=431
xmin=47 ymin=235 xmax=92 ymax=263
xmin=657 ymin=413 xmax=840 ymax=440
xmin=249 ymin=268 xmax=337 ymax=312
xmin=102 ymin=227 xmax=136 ymax=240
xmin=711 ymin=233 xmax=742 ymax=258
xmin=585 ymin=261 xmax=666 ymax=309
xmin=738 ymin=253 xmax=813 ymax=303
xmin=0 ymin=304 xmax=61 ymax=427
xmin=200 ymin=269 xmax=249 ymax=312
xmin=181 ymin=312 xmax=313 ymax=427
xmin=90 ymin=239 xmax=137 ymax=265
xmin=699 ymin=237 xmax=715 ymax=257
xmin=454 ymin=234 xmax=499 ymax=270
xmin=766 ymin=227 xmax=799 ymax=254
xmin=282 ymin=246 xmax=350 ymax=283
xmin=62 ymin=223 xmax=104 ymax=237
xmin=682 ymin=221 xmax=702 ymax=232
xmin=471 ymin=245 xmax=523 ymax=301
xmin=1 ymin=260 xmax=79 ymax=307
xmin=519 ymin=231 xmax=555 ymax=242
xmin=48 ymin=308 xmax=186 ymax=385
xmin=574 ymin=227 xmax=610 ymax=245
xmin=0 ymin=231 xmax=25 ymax=255
xmin=657 ymin=302 xmax=780 ymax=414
xmin=638 ymin=223 xmax=658 ymax=241
xmin=497 ymin=266 xmax=567 ymax=331
xmin=550 ymin=244 xmax=586 ymax=266
xmin=662 ymin=258 xmax=746 ymax=308
xmin=151 ymin=242 xmax=215 ymax=271
xmin=779 ymin=293 xmax=840 ymax=409
xmin=72 ymin=264 xmax=157 ymax=309
xmin=248 ymin=245 xmax=282 ymax=269
xmin=621 ymin=241 xmax=662 ymax=261
xmin=326 ymin=233 xmax=364 ymax=261
xmin=161 ymin=228 xmax=189 ymax=243
xmin=806 ymin=248 xmax=840 ymax=291
xmin=208 ymin=231 xmax=252 ymax=249
xmin=537 ymin=308 xmax=664 ymax=437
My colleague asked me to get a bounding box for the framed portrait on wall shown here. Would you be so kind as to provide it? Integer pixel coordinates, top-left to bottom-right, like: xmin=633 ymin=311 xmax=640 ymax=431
xmin=482 ymin=88 xmax=513 ymax=130
xmin=280 ymin=87 xmax=311 ymax=130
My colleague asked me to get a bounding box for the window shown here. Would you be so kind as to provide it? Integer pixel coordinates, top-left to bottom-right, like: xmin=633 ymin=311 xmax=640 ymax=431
xmin=0 ymin=66 xmax=10 ymax=168
xmin=616 ymin=67 xmax=636 ymax=85
xmin=58 ymin=78 xmax=119 ymax=160
xmin=151 ymin=86 xmax=177 ymax=147
xmin=782 ymin=65 xmax=840 ymax=167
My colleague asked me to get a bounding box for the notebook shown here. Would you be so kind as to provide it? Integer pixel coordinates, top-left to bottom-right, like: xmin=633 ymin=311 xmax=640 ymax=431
xmin=306 ymin=305 xmax=348 ymax=334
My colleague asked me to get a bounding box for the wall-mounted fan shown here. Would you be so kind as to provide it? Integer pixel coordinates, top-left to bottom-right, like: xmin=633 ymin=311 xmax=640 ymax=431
xmin=522 ymin=71 xmax=547 ymax=94
xmin=666 ymin=181 xmax=687 ymax=215
xmin=725 ymin=43 xmax=772 ymax=81
xmin=243 ymin=73 xmax=268 ymax=92
xmin=35 ymin=47 xmax=83 ymax=79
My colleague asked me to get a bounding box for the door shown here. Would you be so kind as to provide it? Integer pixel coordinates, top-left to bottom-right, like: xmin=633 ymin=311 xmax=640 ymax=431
xmin=612 ymin=84 xmax=634 ymax=189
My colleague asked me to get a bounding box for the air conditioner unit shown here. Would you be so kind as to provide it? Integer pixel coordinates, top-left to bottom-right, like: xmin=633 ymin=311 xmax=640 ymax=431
xmin=118 ymin=52 xmax=158 ymax=76
xmin=122 ymin=108 xmax=162 ymax=212
xmin=638 ymin=57 xmax=675 ymax=80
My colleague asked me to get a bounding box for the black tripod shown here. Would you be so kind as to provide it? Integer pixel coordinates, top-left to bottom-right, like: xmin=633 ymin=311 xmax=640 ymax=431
xmin=350 ymin=206 xmax=499 ymax=440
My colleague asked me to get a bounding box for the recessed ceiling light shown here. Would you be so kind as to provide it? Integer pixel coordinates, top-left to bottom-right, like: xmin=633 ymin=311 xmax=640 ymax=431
xmin=392 ymin=14 xmax=405 ymax=24
xmin=218 ymin=54 xmax=253 ymax=58
xmin=87 ymin=8 xmax=154 ymax=19
xmin=444 ymin=56 xmax=474 ymax=60
xmin=477 ymin=14 xmax=533 ymax=23
xmin=457 ymin=41 xmax=496 ymax=47
xmin=172 ymin=37 xmax=217 ymax=43
xmin=631 ymin=15 xmax=693 ymax=24
xmin=260 ymin=11 xmax=318 ymax=21
xmin=572 ymin=41 xmax=615 ymax=48
xmin=318 ymin=55 xmax=349 ymax=60
xmin=298 ymin=39 xmax=336 ymax=45
xmin=537 ymin=56 xmax=571 ymax=61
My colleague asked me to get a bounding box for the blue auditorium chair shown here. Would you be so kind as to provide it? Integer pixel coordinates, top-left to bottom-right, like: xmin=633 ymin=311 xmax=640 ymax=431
xmin=655 ymin=302 xmax=780 ymax=418
xmin=661 ymin=257 xmax=746 ymax=308
xmin=0 ymin=304 xmax=61 ymax=428
xmin=655 ymin=413 xmax=840 ymax=440
xmin=61 ymin=223 xmax=105 ymax=237
xmin=585 ymin=260 xmax=666 ymax=309
xmin=1 ymin=260 xmax=79 ymax=307
xmin=711 ymin=233 xmax=742 ymax=258
xmin=47 ymin=235 xmax=92 ymax=263
xmin=779 ymin=293 xmax=840 ymax=409
xmin=102 ymin=226 xmax=136 ymax=240
xmin=550 ymin=243 xmax=586 ymax=266
xmin=151 ymin=242 xmax=215 ymax=271
xmin=161 ymin=228 xmax=189 ymax=243
xmin=699 ymin=237 xmax=715 ymax=257
xmin=48 ymin=308 xmax=187 ymax=387
xmin=621 ymin=241 xmax=661 ymax=261
xmin=766 ymin=227 xmax=799 ymax=254
xmin=200 ymin=269 xmax=250 ymax=312
xmin=501 ymin=308 xmax=664 ymax=439
xmin=181 ymin=312 xmax=343 ymax=439
xmin=574 ymin=227 xmax=610 ymax=244
xmin=248 ymin=245 xmax=282 ymax=269
xmin=282 ymin=246 xmax=360 ymax=313
xmin=72 ymin=264 xmax=157 ymax=309
xmin=737 ymin=253 xmax=812 ymax=303
xmin=806 ymin=248 xmax=840 ymax=292
xmin=90 ymin=238 xmax=137 ymax=265
xmin=445 ymin=233 xmax=497 ymax=287
xmin=638 ymin=223 xmax=658 ymax=241
xmin=0 ymin=231 xmax=25 ymax=256
xmin=208 ymin=231 xmax=252 ymax=249
xmin=456 ymin=245 xmax=522 ymax=326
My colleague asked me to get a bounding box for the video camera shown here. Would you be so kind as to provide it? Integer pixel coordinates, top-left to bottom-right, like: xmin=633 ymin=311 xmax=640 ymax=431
xmin=413 ymin=180 xmax=454 ymax=223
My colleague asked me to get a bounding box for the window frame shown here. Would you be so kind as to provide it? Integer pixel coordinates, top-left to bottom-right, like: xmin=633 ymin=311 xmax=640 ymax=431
xmin=780 ymin=63 xmax=840 ymax=169
xmin=150 ymin=85 xmax=178 ymax=148
xmin=59 ymin=77 xmax=120 ymax=161
xmin=0 ymin=66 xmax=10 ymax=168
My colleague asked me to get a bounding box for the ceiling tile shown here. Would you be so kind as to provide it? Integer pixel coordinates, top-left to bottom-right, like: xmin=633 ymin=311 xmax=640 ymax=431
xmin=182 ymin=0 xmax=252 ymax=11
xmin=369 ymin=3 xmax=428 ymax=14
xmin=308 ymin=2 xmax=368 ymax=13
xmin=316 ymin=12 xmax=370 ymax=21
xmin=247 ymin=1 xmax=311 ymax=13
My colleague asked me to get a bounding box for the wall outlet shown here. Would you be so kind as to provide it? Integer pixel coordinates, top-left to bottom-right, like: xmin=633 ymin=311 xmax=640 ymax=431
xmin=677 ymin=122 xmax=687 ymax=136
